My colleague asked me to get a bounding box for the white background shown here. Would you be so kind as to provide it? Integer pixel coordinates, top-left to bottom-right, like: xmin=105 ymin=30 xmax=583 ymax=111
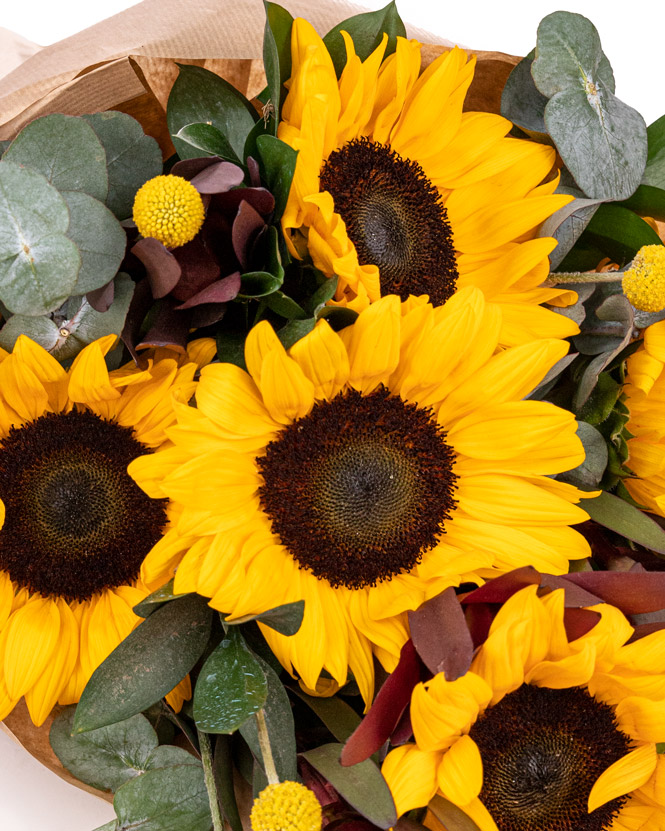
xmin=1 ymin=1 xmax=662 ymax=829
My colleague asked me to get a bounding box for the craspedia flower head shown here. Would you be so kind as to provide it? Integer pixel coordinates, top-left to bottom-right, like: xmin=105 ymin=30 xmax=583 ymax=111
xmin=382 ymin=584 xmax=665 ymax=831
xmin=250 ymin=781 xmax=322 ymax=831
xmin=622 ymin=244 xmax=665 ymax=312
xmin=129 ymin=287 xmax=593 ymax=707
xmin=133 ymin=174 xmax=205 ymax=248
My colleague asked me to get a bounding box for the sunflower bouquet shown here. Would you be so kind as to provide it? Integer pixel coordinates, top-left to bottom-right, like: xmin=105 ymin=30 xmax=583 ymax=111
xmin=1 ymin=2 xmax=665 ymax=831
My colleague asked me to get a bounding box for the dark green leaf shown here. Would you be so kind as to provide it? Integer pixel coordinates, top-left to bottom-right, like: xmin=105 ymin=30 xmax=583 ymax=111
xmin=145 ymin=746 xmax=200 ymax=770
xmin=113 ymin=764 xmax=211 ymax=831
xmin=61 ymin=191 xmax=126 ymax=294
xmin=50 ymin=707 xmax=159 ymax=792
xmin=193 ymin=628 xmax=268 ymax=733
xmin=584 ymin=491 xmax=665 ymax=555
xmin=427 ymin=795 xmax=482 ymax=831
xmin=256 ymin=134 xmax=297 ymax=220
xmin=222 ymin=600 xmax=304 ymax=636
xmin=303 ymin=275 xmax=338 ymax=316
xmin=619 ymin=183 xmax=665 ymax=223
xmin=500 ymin=51 xmax=548 ymax=136
xmin=167 ymin=65 xmax=257 ymax=162
xmin=4 ymin=113 xmax=108 ymax=201
xmin=243 ymin=118 xmax=270 ymax=164
xmin=74 ymin=595 xmax=213 ymax=733
xmin=323 ymin=2 xmax=405 ymax=77
xmin=239 ymin=654 xmax=297 ymax=781
xmin=216 ymin=326 xmax=247 ymax=369
xmin=261 ymin=290 xmax=309 ymax=320
xmin=83 ymin=111 xmax=163 ymax=220
xmin=213 ymin=735 xmax=243 ymax=831
xmin=317 ymin=306 xmax=358 ymax=330
xmin=238 ymin=271 xmax=283 ymax=298
xmin=290 ymin=688 xmax=361 ymax=742
xmin=175 ymin=123 xmax=239 ymax=165
xmin=584 ymin=204 xmax=663 ymax=264
xmin=262 ymin=2 xmax=294 ymax=130
xmin=133 ymin=579 xmax=186 ymax=618
xmin=643 ymin=114 xmax=665 ymax=189
xmin=277 ymin=317 xmax=316 ymax=350
xmin=302 ymin=743 xmax=396 ymax=829
xmin=558 ymin=422 xmax=608 ymax=490
xmin=0 ymin=160 xmax=80 ymax=314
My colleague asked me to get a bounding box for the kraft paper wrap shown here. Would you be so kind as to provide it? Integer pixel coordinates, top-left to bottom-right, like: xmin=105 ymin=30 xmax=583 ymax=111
xmin=0 ymin=0 xmax=518 ymax=813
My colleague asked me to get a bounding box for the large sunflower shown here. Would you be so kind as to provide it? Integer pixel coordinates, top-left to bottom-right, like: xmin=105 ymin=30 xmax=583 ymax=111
xmin=382 ymin=584 xmax=665 ymax=831
xmin=0 ymin=335 xmax=215 ymax=726
xmin=130 ymin=288 xmax=592 ymax=705
xmin=278 ymin=19 xmax=577 ymax=346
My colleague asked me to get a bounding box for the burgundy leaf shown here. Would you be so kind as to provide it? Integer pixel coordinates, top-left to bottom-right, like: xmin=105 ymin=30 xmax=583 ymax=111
xmin=132 ymin=237 xmax=182 ymax=299
xmin=464 ymin=603 xmax=495 ymax=648
xmin=170 ymin=157 xmax=220 ymax=181
xmin=540 ymin=574 xmax=603 ymax=607
xmin=299 ymin=757 xmax=340 ymax=807
xmin=390 ymin=705 xmax=412 ymax=746
xmin=174 ymin=272 xmax=241 ymax=309
xmin=408 ymin=588 xmax=473 ymax=680
xmin=247 ymin=156 xmax=261 ymax=187
xmin=563 ymin=607 xmax=602 ymax=641
xmin=232 ymin=200 xmax=266 ymax=269
xmin=563 ymin=572 xmax=665 ymax=614
xmin=628 ymin=622 xmax=665 ymax=642
xmin=340 ymin=640 xmax=421 ymax=767
xmin=190 ymin=303 xmax=227 ymax=329
xmin=214 ymin=186 xmax=275 ymax=217
xmin=120 ymin=279 xmax=153 ymax=365
xmin=462 ymin=566 xmax=541 ymax=604
xmin=190 ymin=160 xmax=244 ymax=194
xmin=137 ymin=297 xmax=191 ymax=354
xmin=86 ymin=280 xmax=115 ymax=312
xmin=326 ymin=820 xmax=380 ymax=831
xmin=171 ymin=236 xmax=220 ymax=301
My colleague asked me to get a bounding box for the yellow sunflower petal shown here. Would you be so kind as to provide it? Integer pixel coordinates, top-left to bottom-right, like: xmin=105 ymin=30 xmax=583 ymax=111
xmin=615 ymin=696 xmax=665 ymax=742
xmin=588 ymin=745 xmax=657 ymax=813
xmin=3 ymin=597 xmax=60 ymax=699
xmin=289 ymin=319 xmax=350 ymax=400
xmin=437 ymin=735 xmax=483 ymax=806
xmin=382 ymin=744 xmax=439 ymax=817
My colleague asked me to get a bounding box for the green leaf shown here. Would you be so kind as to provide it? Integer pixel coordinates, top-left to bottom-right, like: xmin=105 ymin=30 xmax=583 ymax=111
xmin=303 ymin=275 xmax=338 ymax=316
xmin=167 ymin=65 xmax=258 ymax=162
xmin=277 ymin=317 xmax=316 ymax=350
xmin=216 ymin=326 xmax=247 ymax=369
xmin=133 ymin=579 xmax=186 ymax=618
xmin=256 ymin=135 xmax=297 ymax=220
xmin=558 ymin=422 xmax=608 ymax=490
xmin=323 ymin=2 xmax=405 ymax=77
xmin=238 ymin=271 xmax=283 ymax=298
xmin=61 ymin=191 xmax=126 ymax=294
xmin=50 ymin=707 xmax=159 ymax=792
xmin=317 ymin=306 xmax=358 ymax=330
xmin=93 ymin=823 xmax=118 ymax=831
xmin=262 ymin=2 xmax=294 ymax=130
xmin=302 ymin=743 xmax=397 ymax=829
xmin=584 ymin=490 xmax=665 ymax=555
xmin=145 ymin=746 xmax=201 ymax=770
xmin=619 ymin=183 xmax=665 ymax=223
xmin=0 ymin=315 xmax=59 ymax=353
xmin=4 ymin=113 xmax=108 ymax=201
xmin=500 ymin=51 xmax=548 ymax=136
xmin=113 ymin=764 xmax=211 ymax=831
xmin=0 ymin=160 xmax=80 ymax=315
xmin=213 ymin=736 xmax=243 ymax=831
xmin=427 ymin=795 xmax=482 ymax=831
xmin=193 ymin=627 xmax=268 ymax=733
xmin=261 ymin=290 xmax=309 ymax=320
xmin=222 ymin=599 xmax=304 ymax=636
xmin=175 ymin=123 xmax=240 ymax=165
xmin=584 ymin=204 xmax=663 ymax=263
xmin=239 ymin=654 xmax=297 ymax=781
xmin=74 ymin=595 xmax=213 ymax=733
xmin=83 ymin=111 xmax=163 ymax=220
xmin=289 ymin=688 xmax=361 ymax=742
xmin=643 ymin=114 xmax=665 ymax=190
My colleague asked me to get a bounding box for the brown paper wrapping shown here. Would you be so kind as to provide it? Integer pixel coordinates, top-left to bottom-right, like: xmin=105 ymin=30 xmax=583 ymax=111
xmin=0 ymin=0 xmax=518 ymax=811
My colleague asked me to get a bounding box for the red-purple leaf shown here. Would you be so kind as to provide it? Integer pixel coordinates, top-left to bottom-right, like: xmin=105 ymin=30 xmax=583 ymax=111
xmin=232 ymin=200 xmax=265 ymax=269
xmin=408 ymin=588 xmax=473 ymax=680
xmin=87 ymin=280 xmax=115 ymax=312
xmin=174 ymin=272 xmax=241 ymax=309
xmin=247 ymin=156 xmax=260 ymax=188
xmin=137 ymin=297 xmax=191 ymax=354
xmin=340 ymin=641 xmax=421 ymax=768
xmin=132 ymin=238 xmax=182 ymax=299
xmin=563 ymin=572 xmax=665 ymax=614
xmin=171 ymin=236 xmax=220 ymax=301
xmin=170 ymin=157 xmax=219 ymax=181
xmin=214 ymin=186 xmax=275 ymax=217
xmin=464 ymin=603 xmax=495 ymax=648
xmin=540 ymin=574 xmax=603 ymax=607
xmin=190 ymin=160 xmax=244 ymax=194
xmin=628 ymin=622 xmax=665 ymax=642
xmin=120 ymin=279 xmax=153 ymax=365
xmin=462 ymin=567 xmax=540 ymax=604
xmin=563 ymin=607 xmax=601 ymax=641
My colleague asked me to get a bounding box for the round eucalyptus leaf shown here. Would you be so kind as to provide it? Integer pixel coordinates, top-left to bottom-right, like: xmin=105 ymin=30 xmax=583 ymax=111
xmin=4 ymin=113 xmax=108 ymax=201
xmin=0 ymin=161 xmax=80 ymax=314
xmin=0 ymin=314 xmax=59 ymax=353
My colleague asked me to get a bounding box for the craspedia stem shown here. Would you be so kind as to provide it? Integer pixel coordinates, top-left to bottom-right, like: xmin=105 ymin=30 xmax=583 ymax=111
xmin=543 ymin=271 xmax=622 ymax=286
xmin=256 ymin=708 xmax=279 ymax=785
xmin=197 ymin=728 xmax=225 ymax=831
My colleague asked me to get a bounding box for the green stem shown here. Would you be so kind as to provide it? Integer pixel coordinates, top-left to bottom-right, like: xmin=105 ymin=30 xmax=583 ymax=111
xmin=198 ymin=728 xmax=225 ymax=831
xmin=544 ymin=271 xmax=622 ymax=286
xmin=255 ymin=708 xmax=279 ymax=785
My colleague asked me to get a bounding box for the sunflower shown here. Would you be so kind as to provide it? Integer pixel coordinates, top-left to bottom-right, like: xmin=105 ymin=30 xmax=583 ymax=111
xmin=277 ymin=19 xmax=577 ymax=347
xmin=382 ymin=584 xmax=665 ymax=831
xmin=0 ymin=334 xmax=215 ymax=726
xmin=129 ymin=288 xmax=592 ymax=705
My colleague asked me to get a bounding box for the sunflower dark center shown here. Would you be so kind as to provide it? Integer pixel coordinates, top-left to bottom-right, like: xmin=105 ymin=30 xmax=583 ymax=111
xmin=319 ymin=137 xmax=458 ymax=305
xmin=257 ymin=387 xmax=457 ymax=589
xmin=0 ymin=410 xmax=167 ymax=601
xmin=469 ymin=685 xmax=633 ymax=831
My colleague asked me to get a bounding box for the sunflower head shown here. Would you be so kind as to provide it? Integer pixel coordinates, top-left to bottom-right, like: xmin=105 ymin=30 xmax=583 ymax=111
xmin=133 ymin=174 xmax=205 ymax=248
xmin=622 ymin=244 xmax=665 ymax=312
xmin=250 ymin=781 xmax=322 ymax=831
xmin=382 ymin=583 xmax=665 ymax=831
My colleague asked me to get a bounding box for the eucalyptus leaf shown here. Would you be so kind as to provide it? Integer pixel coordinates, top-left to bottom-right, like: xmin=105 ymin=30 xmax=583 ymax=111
xmin=113 ymin=764 xmax=211 ymax=831
xmin=167 ymin=65 xmax=258 ymax=162
xmin=239 ymin=654 xmax=297 ymax=781
xmin=500 ymin=51 xmax=548 ymax=136
xmin=193 ymin=627 xmax=268 ymax=733
xmin=540 ymin=197 xmax=602 ymax=270
xmin=0 ymin=160 xmax=80 ymax=315
xmin=643 ymin=114 xmax=665 ymax=190
xmin=262 ymin=1 xmax=294 ymax=129
xmin=302 ymin=743 xmax=397 ymax=829
xmin=145 ymin=746 xmax=201 ymax=770
xmin=584 ymin=491 xmax=665 ymax=555
xmin=558 ymin=422 xmax=609 ymax=490
xmin=256 ymin=134 xmax=297 ymax=220
xmin=175 ymin=123 xmax=239 ymax=165
xmin=83 ymin=111 xmax=162 ymax=220
xmin=0 ymin=315 xmax=59 ymax=353
xmin=4 ymin=113 xmax=108 ymax=201
xmin=73 ymin=594 xmax=213 ymax=733
xmin=61 ymin=191 xmax=126 ymax=294
xmin=93 ymin=823 xmax=118 ymax=831
xmin=323 ymin=1 xmax=405 ymax=77
xmin=222 ymin=599 xmax=304 ymax=636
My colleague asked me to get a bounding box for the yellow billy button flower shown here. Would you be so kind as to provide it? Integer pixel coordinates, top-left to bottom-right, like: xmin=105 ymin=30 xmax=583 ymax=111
xmin=250 ymin=781 xmax=322 ymax=831
xmin=133 ymin=174 xmax=205 ymax=248
xmin=622 ymin=244 xmax=665 ymax=312
xmin=382 ymin=585 xmax=665 ymax=831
